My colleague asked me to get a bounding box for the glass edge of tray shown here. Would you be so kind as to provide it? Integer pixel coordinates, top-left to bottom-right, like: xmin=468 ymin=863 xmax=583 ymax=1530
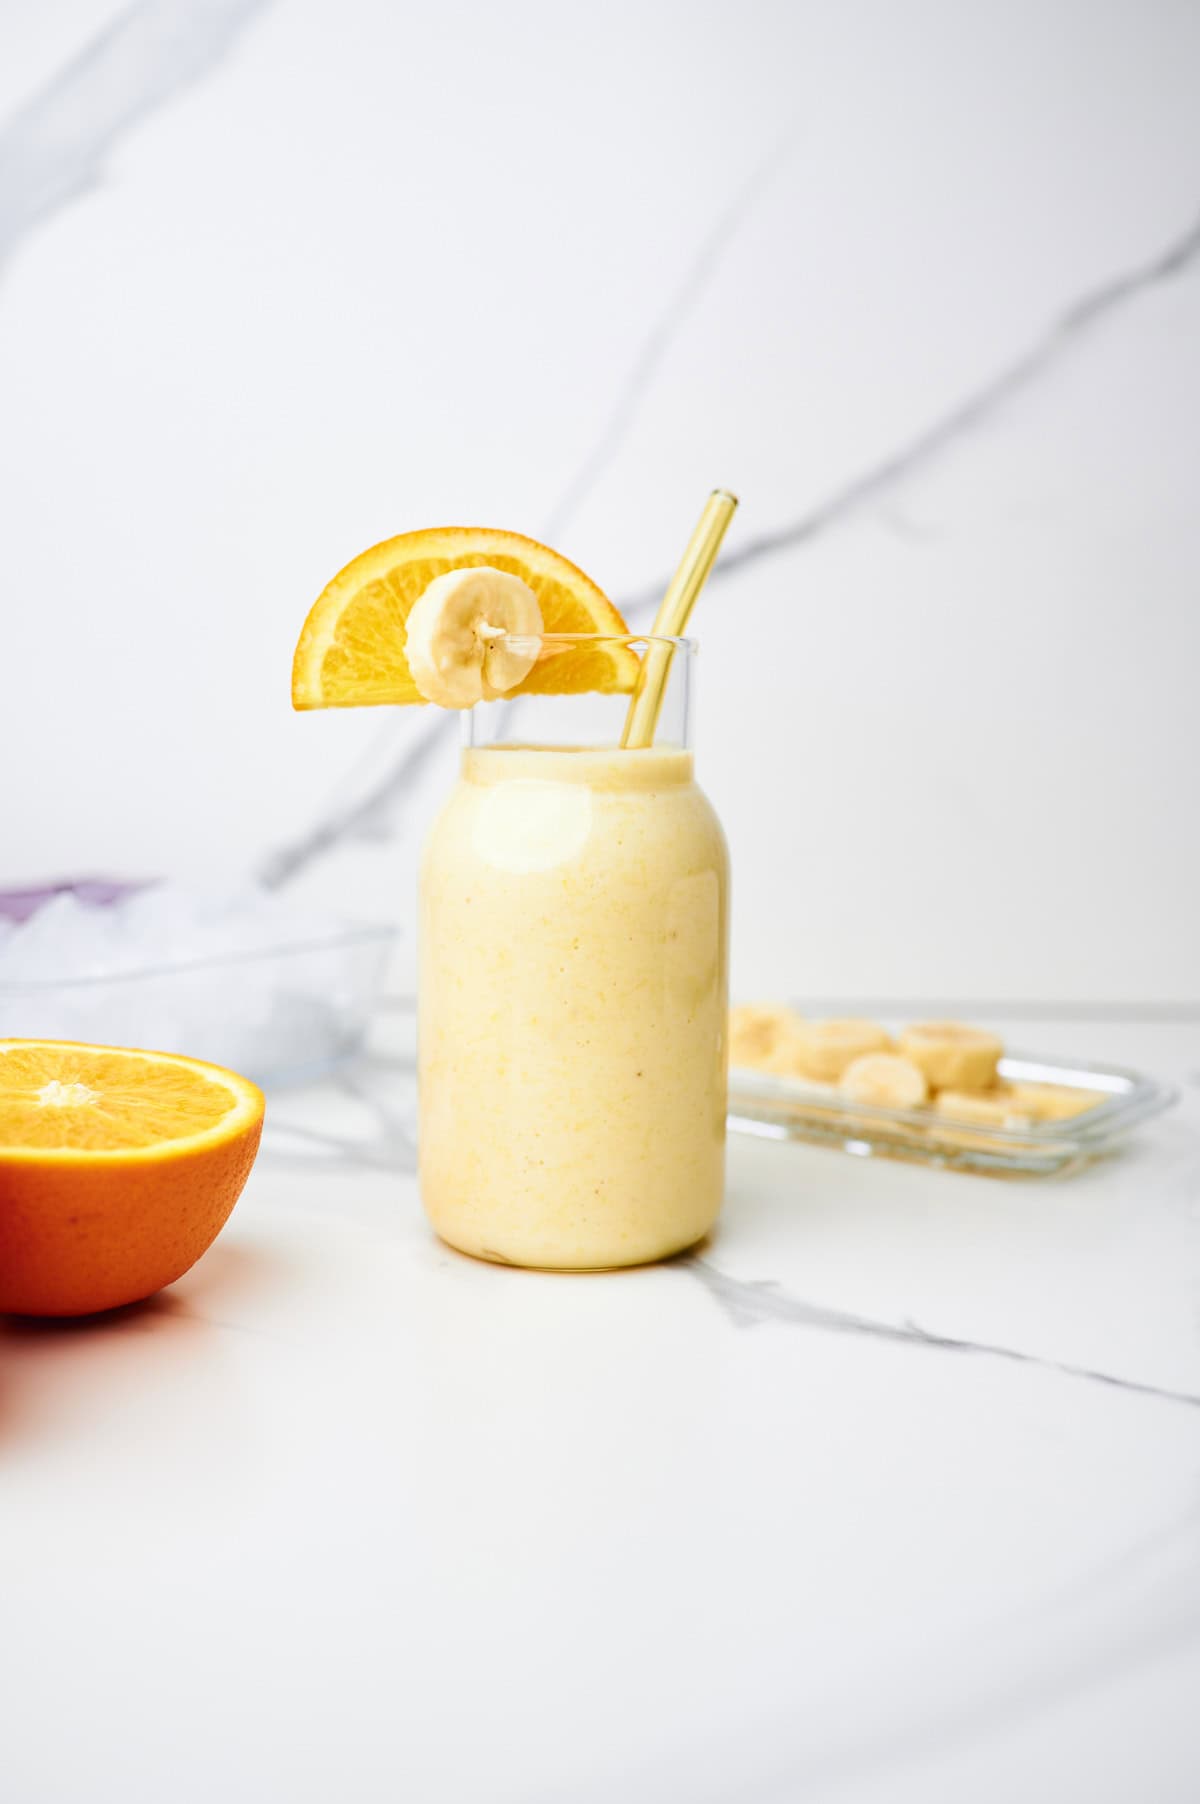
xmin=725 ymin=1108 xmax=1082 ymax=1176
xmin=727 ymin=1050 xmax=1180 ymax=1175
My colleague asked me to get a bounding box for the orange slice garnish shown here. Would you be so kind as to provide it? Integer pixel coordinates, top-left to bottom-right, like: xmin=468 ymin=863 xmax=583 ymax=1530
xmin=291 ymin=526 xmax=639 ymax=708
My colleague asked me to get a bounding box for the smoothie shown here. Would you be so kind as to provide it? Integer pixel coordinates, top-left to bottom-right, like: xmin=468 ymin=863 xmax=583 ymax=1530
xmin=418 ymin=744 xmax=730 ymax=1268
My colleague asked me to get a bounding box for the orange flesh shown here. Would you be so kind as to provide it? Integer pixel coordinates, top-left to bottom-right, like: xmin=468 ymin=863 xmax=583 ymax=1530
xmin=0 ymin=1042 xmax=250 ymax=1152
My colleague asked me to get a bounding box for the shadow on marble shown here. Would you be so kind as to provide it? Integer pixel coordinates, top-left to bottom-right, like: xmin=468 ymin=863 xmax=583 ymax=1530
xmin=430 ymin=1227 xmax=717 ymax=1280
xmin=1 ymin=1289 xmax=178 ymax=1343
xmin=0 ymin=1234 xmax=301 ymax=1447
xmin=0 ymin=1291 xmax=189 ymax=1452
xmin=0 ymin=1234 xmax=291 ymax=1342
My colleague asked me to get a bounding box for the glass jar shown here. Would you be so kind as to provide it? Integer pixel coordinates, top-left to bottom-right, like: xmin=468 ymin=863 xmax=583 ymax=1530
xmin=418 ymin=636 xmax=729 ymax=1269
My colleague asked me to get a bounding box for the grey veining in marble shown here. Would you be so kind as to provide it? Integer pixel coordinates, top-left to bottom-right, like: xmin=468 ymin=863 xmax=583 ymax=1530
xmin=0 ymin=0 xmax=271 ymax=273
xmin=259 ymin=200 xmax=1200 ymax=890
xmin=686 ymin=1257 xmax=1200 ymax=1409
xmin=542 ymin=131 xmax=795 ymax=544
xmin=621 ymin=204 xmax=1200 ymax=611
xmin=259 ymin=698 xmax=451 ymax=889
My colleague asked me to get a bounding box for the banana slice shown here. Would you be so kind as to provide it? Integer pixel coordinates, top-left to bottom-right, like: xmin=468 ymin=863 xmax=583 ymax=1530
xmin=1009 ymin=1082 xmax=1104 ymax=1122
xmin=840 ymin=1053 xmax=928 ymax=1109
xmin=934 ymin=1085 xmax=1034 ymax=1127
xmin=789 ymin=1018 xmax=892 ymax=1082
xmin=899 ymin=1022 xmax=1003 ymax=1093
xmin=790 ymin=1017 xmax=895 ymax=1082
xmin=729 ymin=1003 xmax=805 ymax=1074
xmin=404 ymin=567 xmax=543 ymax=708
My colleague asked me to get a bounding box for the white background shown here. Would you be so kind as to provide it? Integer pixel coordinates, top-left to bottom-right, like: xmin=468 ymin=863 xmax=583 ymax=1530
xmin=2 ymin=0 xmax=1198 ymax=1004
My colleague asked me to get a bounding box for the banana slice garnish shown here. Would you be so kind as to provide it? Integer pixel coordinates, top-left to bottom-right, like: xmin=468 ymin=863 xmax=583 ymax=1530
xmin=899 ymin=1022 xmax=1002 ymax=1093
xmin=404 ymin=566 xmax=543 ymax=708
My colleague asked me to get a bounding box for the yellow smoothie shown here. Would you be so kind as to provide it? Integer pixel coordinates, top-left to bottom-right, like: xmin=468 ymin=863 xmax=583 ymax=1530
xmin=418 ymin=744 xmax=730 ymax=1268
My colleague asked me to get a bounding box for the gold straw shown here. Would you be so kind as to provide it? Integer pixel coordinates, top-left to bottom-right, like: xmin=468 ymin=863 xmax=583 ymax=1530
xmin=620 ymin=489 xmax=738 ymax=749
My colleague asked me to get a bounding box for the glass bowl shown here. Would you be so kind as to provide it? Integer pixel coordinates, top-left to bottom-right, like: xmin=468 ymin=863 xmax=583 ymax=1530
xmin=0 ymin=925 xmax=396 ymax=1086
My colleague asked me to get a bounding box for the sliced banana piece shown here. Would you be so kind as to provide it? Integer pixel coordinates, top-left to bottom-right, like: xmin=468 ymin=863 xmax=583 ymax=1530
xmin=404 ymin=566 xmax=543 ymax=708
xmin=789 ymin=1018 xmax=892 ymax=1082
xmin=840 ymin=1053 xmax=928 ymax=1109
xmin=729 ymin=1003 xmax=805 ymax=1074
xmin=1009 ymin=1081 xmax=1103 ymax=1122
xmin=899 ymin=1022 xmax=1003 ymax=1093
xmin=934 ymin=1085 xmax=1034 ymax=1127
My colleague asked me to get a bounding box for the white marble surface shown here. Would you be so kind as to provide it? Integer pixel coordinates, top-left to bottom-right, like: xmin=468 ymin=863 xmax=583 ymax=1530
xmin=4 ymin=1016 xmax=1200 ymax=1802
xmin=1 ymin=0 xmax=1198 ymax=1001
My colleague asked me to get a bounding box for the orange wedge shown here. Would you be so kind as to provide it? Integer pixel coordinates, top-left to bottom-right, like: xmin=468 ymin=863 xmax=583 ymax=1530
xmin=0 ymin=1040 xmax=264 ymax=1317
xmin=291 ymin=526 xmax=640 ymax=709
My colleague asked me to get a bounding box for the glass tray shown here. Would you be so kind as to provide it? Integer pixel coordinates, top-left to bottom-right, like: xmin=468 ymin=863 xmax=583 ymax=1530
xmin=728 ymin=1052 xmax=1179 ymax=1177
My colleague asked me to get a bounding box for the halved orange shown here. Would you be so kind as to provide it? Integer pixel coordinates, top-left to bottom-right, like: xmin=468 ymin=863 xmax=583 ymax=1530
xmin=291 ymin=526 xmax=640 ymax=709
xmin=0 ymin=1040 xmax=265 ymax=1317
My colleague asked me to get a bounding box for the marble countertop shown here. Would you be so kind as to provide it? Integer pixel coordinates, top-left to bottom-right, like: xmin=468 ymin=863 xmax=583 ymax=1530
xmin=4 ymin=1012 xmax=1199 ymax=1803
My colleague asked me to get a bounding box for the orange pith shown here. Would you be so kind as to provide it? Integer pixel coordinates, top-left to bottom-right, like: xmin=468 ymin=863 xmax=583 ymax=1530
xmin=0 ymin=1040 xmax=265 ymax=1317
xmin=291 ymin=526 xmax=640 ymax=709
